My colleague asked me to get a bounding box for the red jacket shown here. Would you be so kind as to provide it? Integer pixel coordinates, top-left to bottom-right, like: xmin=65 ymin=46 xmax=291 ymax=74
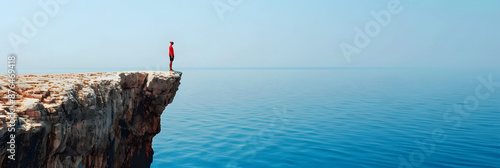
xmin=169 ymin=45 xmax=174 ymax=57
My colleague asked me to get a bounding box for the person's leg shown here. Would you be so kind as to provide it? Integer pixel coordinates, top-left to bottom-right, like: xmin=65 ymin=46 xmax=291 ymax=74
xmin=169 ymin=60 xmax=173 ymax=71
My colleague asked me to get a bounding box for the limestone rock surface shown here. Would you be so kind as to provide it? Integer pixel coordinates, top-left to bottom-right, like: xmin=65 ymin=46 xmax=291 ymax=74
xmin=0 ymin=71 xmax=182 ymax=168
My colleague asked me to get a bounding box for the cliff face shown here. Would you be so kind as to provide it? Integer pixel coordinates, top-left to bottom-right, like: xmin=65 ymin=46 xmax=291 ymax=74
xmin=0 ymin=71 xmax=181 ymax=168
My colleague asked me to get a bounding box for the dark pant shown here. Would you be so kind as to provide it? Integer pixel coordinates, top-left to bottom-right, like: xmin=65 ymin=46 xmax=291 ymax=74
xmin=169 ymin=56 xmax=174 ymax=70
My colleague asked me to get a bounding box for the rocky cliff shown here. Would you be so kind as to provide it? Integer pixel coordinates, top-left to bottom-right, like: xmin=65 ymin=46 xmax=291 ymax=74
xmin=0 ymin=71 xmax=181 ymax=168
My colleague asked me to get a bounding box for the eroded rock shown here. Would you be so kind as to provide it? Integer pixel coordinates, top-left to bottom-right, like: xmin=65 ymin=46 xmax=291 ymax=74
xmin=0 ymin=71 xmax=182 ymax=168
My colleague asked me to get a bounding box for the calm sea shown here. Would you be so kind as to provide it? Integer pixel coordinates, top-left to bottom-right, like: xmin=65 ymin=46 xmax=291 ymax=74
xmin=21 ymin=68 xmax=500 ymax=168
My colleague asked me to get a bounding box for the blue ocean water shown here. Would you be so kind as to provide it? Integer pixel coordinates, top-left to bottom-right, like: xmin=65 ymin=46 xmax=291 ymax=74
xmin=150 ymin=68 xmax=500 ymax=168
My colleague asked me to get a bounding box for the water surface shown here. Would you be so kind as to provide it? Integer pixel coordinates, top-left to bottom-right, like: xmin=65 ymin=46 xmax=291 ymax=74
xmin=151 ymin=68 xmax=500 ymax=168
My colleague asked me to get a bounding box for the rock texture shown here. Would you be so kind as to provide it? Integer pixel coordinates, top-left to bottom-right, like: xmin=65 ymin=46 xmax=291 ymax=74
xmin=0 ymin=71 xmax=181 ymax=168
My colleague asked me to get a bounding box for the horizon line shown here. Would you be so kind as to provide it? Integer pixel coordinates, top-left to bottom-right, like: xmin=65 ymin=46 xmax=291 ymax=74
xmin=17 ymin=66 xmax=498 ymax=70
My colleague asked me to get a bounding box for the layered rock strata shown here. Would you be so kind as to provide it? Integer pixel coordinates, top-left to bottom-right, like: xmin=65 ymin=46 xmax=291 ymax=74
xmin=0 ymin=71 xmax=181 ymax=168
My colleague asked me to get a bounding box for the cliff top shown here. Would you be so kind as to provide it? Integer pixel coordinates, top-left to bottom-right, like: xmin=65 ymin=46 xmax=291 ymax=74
xmin=0 ymin=71 xmax=181 ymax=130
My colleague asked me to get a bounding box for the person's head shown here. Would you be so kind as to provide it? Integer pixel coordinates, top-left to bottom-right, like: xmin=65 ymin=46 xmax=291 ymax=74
xmin=170 ymin=41 xmax=174 ymax=45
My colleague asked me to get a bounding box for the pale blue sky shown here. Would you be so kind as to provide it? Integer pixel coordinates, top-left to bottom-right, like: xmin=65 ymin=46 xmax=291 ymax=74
xmin=1 ymin=0 xmax=499 ymax=69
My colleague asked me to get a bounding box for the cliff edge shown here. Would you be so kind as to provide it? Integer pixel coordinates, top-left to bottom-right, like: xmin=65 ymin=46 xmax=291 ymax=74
xmin=0 ymin=71 xmax=182 ymax=168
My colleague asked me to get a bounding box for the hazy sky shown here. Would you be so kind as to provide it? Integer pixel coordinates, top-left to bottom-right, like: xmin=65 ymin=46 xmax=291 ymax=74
xmin=1 ymin=0 xmax=499 ymax=69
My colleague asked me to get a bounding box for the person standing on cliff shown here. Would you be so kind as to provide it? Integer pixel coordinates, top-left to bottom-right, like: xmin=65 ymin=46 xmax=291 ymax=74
xmin=169 ymin=41 xmax=175 ymax=71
